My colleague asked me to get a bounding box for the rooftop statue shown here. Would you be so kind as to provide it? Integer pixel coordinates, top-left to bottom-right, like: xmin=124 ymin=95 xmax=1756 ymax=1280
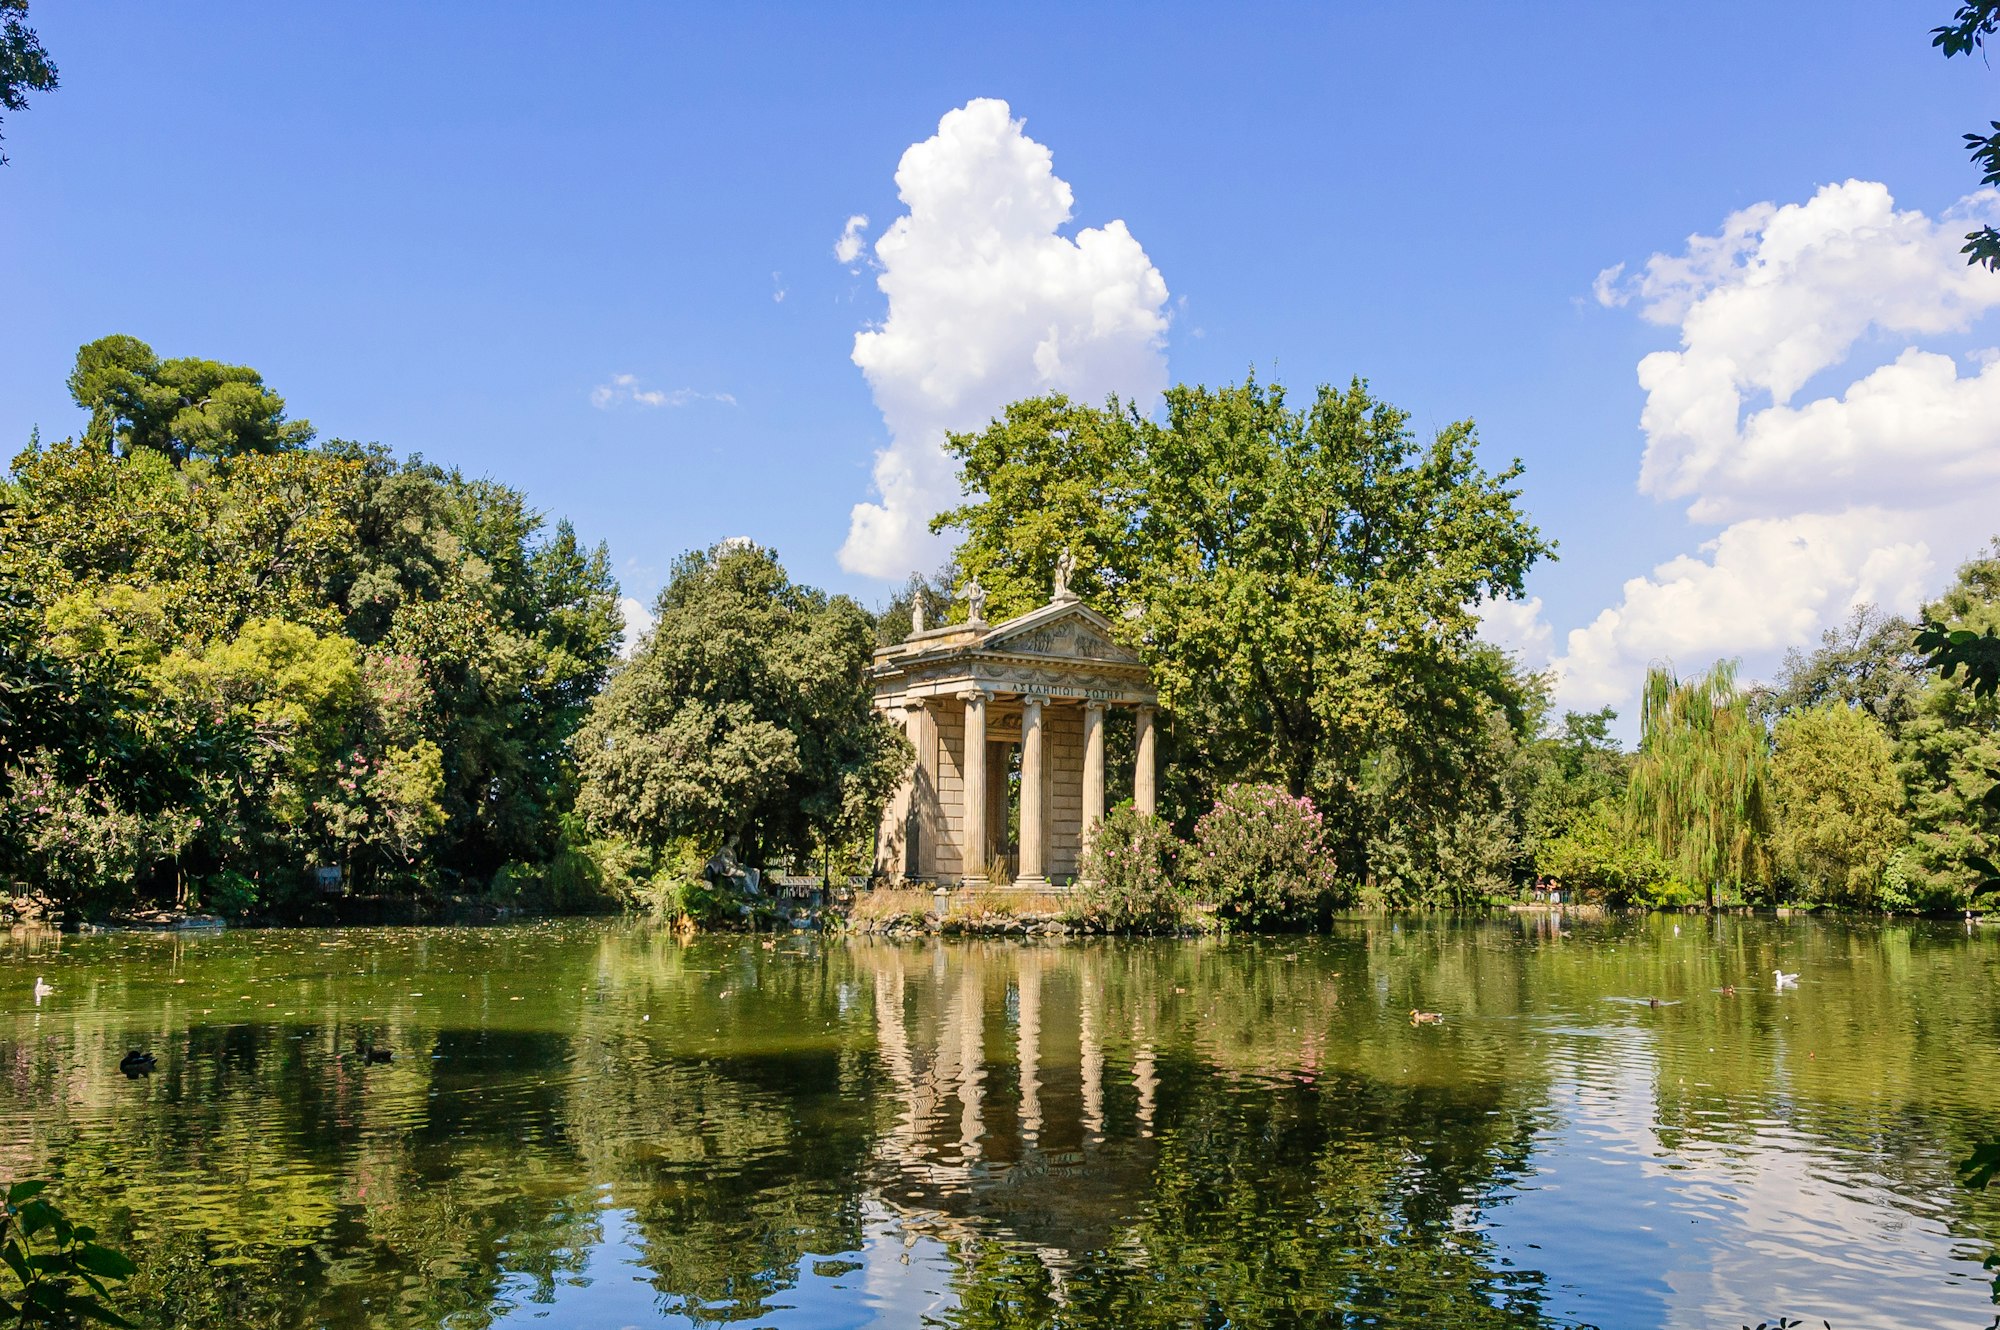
xmin=1053 ymin=548 xmax=1079 ymax=603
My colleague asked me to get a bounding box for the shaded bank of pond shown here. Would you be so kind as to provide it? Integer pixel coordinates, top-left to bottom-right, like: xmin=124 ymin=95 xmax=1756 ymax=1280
xmin=4 ymin=915 xmax=1999 ymax=1328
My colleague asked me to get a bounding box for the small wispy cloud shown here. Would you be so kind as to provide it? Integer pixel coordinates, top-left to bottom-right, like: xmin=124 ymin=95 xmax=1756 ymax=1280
xmin=833 ymin=213 xmax=870 ymax=266
xmin=1591 ymin=261 xmax=1630 ymax=308
xmin=771 ymin=271 xmax=788 ymax=303
xmin=590 ymin=373 xmax=737 ymax=409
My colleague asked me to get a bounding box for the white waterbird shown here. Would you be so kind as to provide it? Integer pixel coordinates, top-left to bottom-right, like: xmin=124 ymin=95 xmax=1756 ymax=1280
xmin=32 ymin=976 xmax=53 ymax=1004
xmin=1774 ymin=969 xmax=1799 ymax=990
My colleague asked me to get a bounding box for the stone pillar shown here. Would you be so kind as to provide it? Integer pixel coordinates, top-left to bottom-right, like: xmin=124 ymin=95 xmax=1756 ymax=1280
xmin=902 ymin=700 xmax=928 ymax=879
xmin=1134 ymin=704 xmax=1157 ymax=817
xmin=1018 ymin=697 xmax=1047 ymax=886
xmin=959 ymin=689 xmax=989 ymax=886
xmin=1081 ymin=701 xmax=1107 ymax=846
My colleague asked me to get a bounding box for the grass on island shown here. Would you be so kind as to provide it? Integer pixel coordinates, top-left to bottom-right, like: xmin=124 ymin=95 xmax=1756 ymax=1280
xmin=844 ymin=886 xmax=1071 ymax=929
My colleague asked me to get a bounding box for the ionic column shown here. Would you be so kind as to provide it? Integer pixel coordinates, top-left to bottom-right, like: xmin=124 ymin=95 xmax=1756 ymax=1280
xmin=960 ymin=688 xmax=989 ymax=886
xmin=1081 ymin=701 xmax=1106 ymax=846
xmin=1134 ymin=704 xmax=1157 ymax=817
xmin=1018 ymin=697 xmax=1047 ymax=885
xmin=902 ymin=699 xmax=929 ymax=879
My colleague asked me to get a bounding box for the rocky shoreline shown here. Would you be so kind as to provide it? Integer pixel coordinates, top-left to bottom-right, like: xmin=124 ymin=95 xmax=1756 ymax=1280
xmin=838 ymin=909 xmax=1085 ymax=937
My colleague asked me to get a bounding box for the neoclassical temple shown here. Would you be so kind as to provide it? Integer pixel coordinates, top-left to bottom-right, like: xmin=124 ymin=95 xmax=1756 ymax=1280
xmin=871 ymin=572 xmax=1157 ymax=888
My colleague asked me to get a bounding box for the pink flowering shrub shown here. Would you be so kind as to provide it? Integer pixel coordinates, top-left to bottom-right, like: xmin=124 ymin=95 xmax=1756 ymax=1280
xmin=1076 ymin=805 xmax=1191 ymax=932
xmin=1188 ymin=782 xmax=1344 ymax=926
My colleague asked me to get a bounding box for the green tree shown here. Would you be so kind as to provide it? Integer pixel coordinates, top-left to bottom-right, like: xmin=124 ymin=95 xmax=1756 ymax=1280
xmin=1769 ymin=701 xmax=1908 ymax=907
xmin=1760 ymin=603 xmax=1925 ymax=733
xmin=3 ymin=340 xmax=621 ymax=912
xmin=934 ymin=377 xmax=1552 ymax=886
xmin=321 ymin=442 xmax=622 ymax=882
xmin=1933 ymin=3 xmax=2000 ymax=271
xmin=575 ymin=542 xmax=908 ymax=867
xmin=1534 ymin=797 xmax=1687 ymax=906
xmin=0 ymin=0 xmax=56 ymax=167
xmin=1361 ymin=646 xmax=1546 ymax=907
xmin=1518 ymin=705 xmax=1630 ymax=870
xmin=67 ymin=335 xmax=315 ymax=463
xmin=1627 ymin=660 xmax=1772 ymax=909
xmin=1900 ymin=542 xmax=2000 ymax=907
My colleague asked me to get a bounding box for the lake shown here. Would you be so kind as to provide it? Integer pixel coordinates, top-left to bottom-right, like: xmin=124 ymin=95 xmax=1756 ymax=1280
xmin=4 ymin=914 xmax=1999 ymax=1329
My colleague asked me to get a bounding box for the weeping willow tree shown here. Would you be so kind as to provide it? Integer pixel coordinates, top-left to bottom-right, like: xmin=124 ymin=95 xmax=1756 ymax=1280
xmin=1628 ymin=660 xmax=1772 ymax=909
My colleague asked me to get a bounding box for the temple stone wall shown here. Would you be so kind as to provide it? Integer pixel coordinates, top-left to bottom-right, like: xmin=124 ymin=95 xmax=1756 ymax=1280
xmin=1047 ymin=706 xmax=1084 ymax=880
xmin=932 ymin=702 xmax=966 ymax=883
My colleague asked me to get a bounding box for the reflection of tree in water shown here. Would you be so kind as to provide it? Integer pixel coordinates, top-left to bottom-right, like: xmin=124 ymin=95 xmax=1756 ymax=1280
xmin=22 ymin=1018 xmax=603 ymax=1329
xmin=1040 ymin=1071 xmax=1549 ymax=1327
xmin=854 ymin=939 xmax=1559 ymax=1328
xmin=558 ymin=934 xmax=886 ymax=1325
xmin=561 ymin=1048 xmax=878 ymax=1324
xmin=10 ymin=919 xmax=2000 ymax=1328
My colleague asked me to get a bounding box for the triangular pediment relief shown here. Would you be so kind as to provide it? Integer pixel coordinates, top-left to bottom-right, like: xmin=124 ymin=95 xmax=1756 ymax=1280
xmin=979 ymin=603 xmax=1143 ymax=665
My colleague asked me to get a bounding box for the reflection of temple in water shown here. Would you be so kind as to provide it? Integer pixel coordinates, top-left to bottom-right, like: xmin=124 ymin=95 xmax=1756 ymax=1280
xmin=865 ymin=941 xmax=1163 ymax=1262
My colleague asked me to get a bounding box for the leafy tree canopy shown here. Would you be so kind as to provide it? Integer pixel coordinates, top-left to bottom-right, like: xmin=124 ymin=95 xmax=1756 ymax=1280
xmin=0 ymin=0 xmax=56 ymax=166
xmin=575 ymin=542 xmax=908 ymax=868
xmin=1770 ymin=701 xmax=1907 ymax=906
xmin=1628 ymin=660 xmax=1772 ymax=908
xmin=1761 ymin=603 xmax=1925 ymax=732
xmin=3 ymin=339 xmax=620 ymax=913
xmin=68 ymin=335 xmax=314 ymax=464
xmin=933 ymin=376 xmax=1552 ymax=888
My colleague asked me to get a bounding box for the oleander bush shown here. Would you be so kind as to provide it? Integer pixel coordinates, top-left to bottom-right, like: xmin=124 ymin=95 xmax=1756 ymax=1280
xmin=1186 ymin=783 xmax=1343 ymax=927
xmin=1076 ymin=804 xmax=1190 ymax=932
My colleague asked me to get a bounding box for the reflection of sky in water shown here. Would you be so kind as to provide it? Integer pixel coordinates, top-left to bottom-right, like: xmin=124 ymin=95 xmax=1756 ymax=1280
xmin=487 ymin=1202 xmax=956 ymax=1330
xmin=8 ymin=917 xmax=2000 ymax=1329
xmin=1487 ymin=1010 xmax=1989 ymax=1329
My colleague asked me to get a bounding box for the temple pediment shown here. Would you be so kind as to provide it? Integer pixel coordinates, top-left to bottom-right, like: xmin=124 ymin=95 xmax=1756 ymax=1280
xmin=978 ymin=603 xmax=1142 ymax=666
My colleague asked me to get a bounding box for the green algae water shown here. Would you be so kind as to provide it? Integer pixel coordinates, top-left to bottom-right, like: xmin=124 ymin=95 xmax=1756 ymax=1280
xmin=5 ymin=915 xmax=2000 ymax=1329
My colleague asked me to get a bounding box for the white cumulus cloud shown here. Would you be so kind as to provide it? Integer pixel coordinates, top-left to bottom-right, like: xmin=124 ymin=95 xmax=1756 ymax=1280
xmin=591 ymin=373 xmax=737 ymax=409
xmin=836 ymin=98 xmax=1172 ymax=579
xmin=616 ymin=595 xmax=654 ymax=659
xmin=1550 ymin=180 xmax=2000 ymax=710
xmin=1478 ymin=594 xmax=1553 ymax=664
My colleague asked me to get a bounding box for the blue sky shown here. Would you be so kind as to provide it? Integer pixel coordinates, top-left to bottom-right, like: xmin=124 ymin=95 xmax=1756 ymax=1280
xmin=3 ymin=2 xmax=1996 ymax=719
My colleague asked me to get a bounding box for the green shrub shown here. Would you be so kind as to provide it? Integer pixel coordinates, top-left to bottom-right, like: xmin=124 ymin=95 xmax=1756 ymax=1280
xmin=1187 ymin=783 xmax=1341 ymax=928
xmin=631 ymin=838 xmax=738 ymax=926
xmin=1535 ymin=797 xmax=1689 ymax=907
xmin=194 ymin=870 xmax=258 ymax=917
xmin=1076 ymin=804 xmax=1189 ymax=931
xmin=489 ymin=848 xmax=620 ymax=915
